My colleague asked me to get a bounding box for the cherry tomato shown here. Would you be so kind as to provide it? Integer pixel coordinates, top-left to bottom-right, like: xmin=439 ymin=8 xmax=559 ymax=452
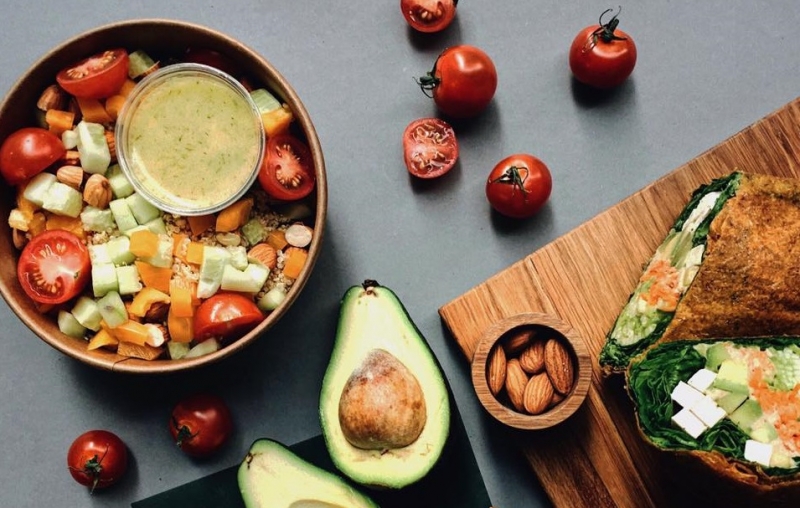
xmin=193 ymin=293 xmax=263 ymax=343
xmin=402 ymin=118 xmax=459 ymax=179
xmin=184 ymin=48 xmax=239 ymax=77
xmin=0 ymin=127 xmax=65 ymax=185
xmin=401 ymin=0 xmax=457 ymax=33
xmin=17 ymin=230 xmax=90 ymax=305
xmin=569 ymin=8 xmax=637 ymax=89
xmin=56 ymin=48 xmax=129 ymax=99
xmin=67 ymin=430 xmax=128 ymax=492
xmin=258 ymin=134 xmax=316 ymax=201
xmin=417 ymin=45 xmax=497 ymax=119
xmin=170 ymin=393 xmax=233 ymax=458
xmin=485 ymin=154 xmax=552 ymax=219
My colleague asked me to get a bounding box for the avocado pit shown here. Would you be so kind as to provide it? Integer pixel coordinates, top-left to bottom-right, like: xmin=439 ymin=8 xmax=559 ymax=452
xmin=338 ymin=348 xmax=427 ymax=450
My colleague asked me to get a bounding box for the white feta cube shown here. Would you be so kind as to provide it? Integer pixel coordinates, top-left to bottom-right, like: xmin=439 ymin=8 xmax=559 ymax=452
xmin=671 ymin=407 xmax=707 ymax=439
xmin=690 ymin=395 xmax=727 ymax=427
xmin=671 ymin=381 xmax=704 ymax=409
xmin=744 ymin=440 xmax=773 ymax=467
xmin=688 ymin=368 xmax=718 ymax=393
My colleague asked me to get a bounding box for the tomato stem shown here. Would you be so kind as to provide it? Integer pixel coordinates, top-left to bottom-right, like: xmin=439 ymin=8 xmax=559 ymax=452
xmin=173 ymin=417 xmax=198 ymax=448
xmin=490 ymin=165 xmax=529 ymax=195
xmin=415 ymin=56 xmax=442 ymax=98
xmin=585 ymin=6 xmax=627 ymax=50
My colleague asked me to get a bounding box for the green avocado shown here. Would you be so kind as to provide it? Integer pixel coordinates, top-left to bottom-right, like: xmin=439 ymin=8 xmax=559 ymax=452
xmin=319 ymin=280 xmax=451 ymax=489
xmin=237 ymin=438 xmax=378 ymax=508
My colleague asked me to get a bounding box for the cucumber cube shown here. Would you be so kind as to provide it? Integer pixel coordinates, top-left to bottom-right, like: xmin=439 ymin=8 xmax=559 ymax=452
xmin=144 ymin=217 xmax=167 ymax=234
xmin=80 ymin=206 xmax=116 ymax=233
xmin=71 ymin=296 xmax=102 ymax=331
xmin=92 ymin=263 xmax=119 ymax=297
xmin=58 ymin=310 xmax=87 ymax=339
xmin=116 ymin=265 xmax=142 ymax=295
xmin=107 ymin=236 xmax=135 ymax=265
xmin=109 ymin=198 xmax=138 ymax=232
xmin=125 ymin=193 xmax=160 ymax=225
xmin=42 ymin=182 xmax=83 ymax=218
xmin=106 ymin=164 xmax=135 ymax=198
xmin=88 ymin=244 xmax=112 ymax=266
xmin=8 ymin=209 xmax=30 ymax=231
xmin=75 ymin=121 xmax=111 ymax=174
xmin=97 ymin=291 xmax=128 ymax=328
xmin=197 ymin=246 xmax=231 ymax=298
xmin=22 ymin=172 xmax=56 ymax=207
xmin=228 ymin=246 xmax=248 ymax=270
xmin=167 ymin=341 xmax=191 ymax=360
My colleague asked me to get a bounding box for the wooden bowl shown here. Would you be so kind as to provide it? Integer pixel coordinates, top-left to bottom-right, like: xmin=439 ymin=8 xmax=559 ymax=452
xmin=471 ymin=313 xmax=591 ymax=430
xmin=0 ymin=19 xmax=327 ymax=374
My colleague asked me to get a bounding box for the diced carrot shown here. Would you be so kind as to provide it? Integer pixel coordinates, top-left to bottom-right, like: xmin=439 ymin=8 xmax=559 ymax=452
xmin=215 ymin=197 xmax=253 ymax=232
xmin=17 ymin=195 xmax=39 ymax=215
xmin=283 ymin=246 xmax=308 ymax=280
xmin=87 ymin=329 xmax=119 ymax=351
xmin=118 ymin=79 xmax=137 ymax=98
xmin=187 ymin=214 xmax=215 ymax=237
xmin=128 ymin=287 xmax=171 ymax=318
xmin=261 ymin=104 xmax=294 ymax=138
xmin=45 ymin=109 xmax=75 ymax=136
xmin=28 ymin=212 xmax=47 ymax=236
xmin=116 ymin=341 xmax=163 ymax=360
xmin=135 ymin=261 xmax=172 ymax=293
xmin=172 ymin=233 xmax=189 ymax=261
xmin=168 ymin=307 xmax=194 ymax=343
xmin=169 ymin=281 xmax=195 ymax=318
xmin=266 ymin=230 xmax=288 ymax=251
xmin=129 ymin=229 xmax=160 ymax=258
xmin=46 ymin=214 xmax=85 ymax=240
xmin=186 ymin=242 xmax=205 ymax=265
xmin=108 ymin=320 xmax=150 ymax=346
xmin=104 ymin=94 xmax=127 ymax=121
xmin=75 ymin=97 xmax=113 ymax=124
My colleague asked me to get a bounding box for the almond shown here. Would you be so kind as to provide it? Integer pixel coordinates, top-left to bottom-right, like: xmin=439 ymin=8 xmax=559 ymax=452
xmin=502 ymin=327 xmax=534 ymax=356
xmin=504 ymin=358 xmax=528 ymax=412
xmin=56 ymin=165 xmax=84 ymax=189
xmin=486 ymin=343 xmax=507 ymax=396
xmin=518 ymin=338 xmax=546 ymax=374
xmin=83 ymin=174 xmax=112 ymax=209
xmin=549 ymin=391 xmax=566 ymax=409
xmin=523 ymin=372 xmax=554 ymax=415
xmin=544 ymin=337 xmax=574 ymax=395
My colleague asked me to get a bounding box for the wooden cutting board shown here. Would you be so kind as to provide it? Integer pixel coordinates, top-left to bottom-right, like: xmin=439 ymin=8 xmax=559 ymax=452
xmin=439 ymin=97 xmax=800 ymax=508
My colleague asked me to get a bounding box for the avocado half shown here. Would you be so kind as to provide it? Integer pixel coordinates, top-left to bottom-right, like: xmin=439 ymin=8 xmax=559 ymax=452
xmin=238 ymin=438 xmax=378 ymax=508
xmin=319 ymin=280 xmax=451 ymax=489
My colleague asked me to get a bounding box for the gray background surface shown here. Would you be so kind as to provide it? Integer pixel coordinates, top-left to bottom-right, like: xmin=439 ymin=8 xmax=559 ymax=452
xmin=1 ymin=1 xmax=799 ymax=507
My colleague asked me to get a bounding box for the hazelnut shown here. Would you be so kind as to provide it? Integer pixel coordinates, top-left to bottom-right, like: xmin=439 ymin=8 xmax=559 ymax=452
xmin=36 ymin=84 xmax=67 ymax=111
xmin=83 ymin=174 xmax=112 ymax=209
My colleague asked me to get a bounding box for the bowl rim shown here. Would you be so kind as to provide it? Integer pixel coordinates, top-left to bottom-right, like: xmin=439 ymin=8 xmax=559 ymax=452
xmin=0 ymin=18 xmax=328 ymax=374
xmin=470 ymin=312 xmax=591 ymax=430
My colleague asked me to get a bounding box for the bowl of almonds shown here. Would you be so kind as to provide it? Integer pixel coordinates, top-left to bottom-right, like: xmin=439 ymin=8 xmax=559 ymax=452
xmin=470 ymin=313 xmax=591 ymax=430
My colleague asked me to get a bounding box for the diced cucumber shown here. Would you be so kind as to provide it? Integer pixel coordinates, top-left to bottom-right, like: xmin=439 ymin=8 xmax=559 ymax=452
xmin=245 ymin=263 xmax=269 ymax=290
xmin=8 ymin=209 xmax=30 ymax=231
xmin=144 ymin=216 xmax=167 ymax=234
xmin=116 ymin=265 xmax=142 ymax=295
xmin=88 ymin=244 xmax=112 ymax=266
xmin=140 ymin=235 xmax=174 ymax=268
xmin=97 ymin=291 xmax=128 ymax=328
xmin=241 ymin=218 xmax=267 ymax=246
xmin=42 ymin=181 xmax=83 ymax=218
xmin=107 ymin=236 xmax=135 ymax=265
xmin=106 ymin=164 xmax=135 ymax=198
xmin=92 ymin=263 xmax=119 ymax=297
xmin=75 ymin=121 xmax=111 ymax=174
xmin=123 ymin=225 xmax=149 ymax=238
xmin=220 ymin=262 xmax=268 ymax=293
xmin=125 ymin=193 xmax=160 ymax=224
xmin=705 ymin=342 xmax=731 ymax=372
xmin=258 ymin=284 xmax=286 ymax=312
xmin=228 ymin=246 xmax=248 ymax=270
xmin=61 ymin=129 xmax=78 ymax=150
xmin=80 ymin=206 xmax=116 ymax=232
xmin=109 ymin=198 xmax=138 ymax=232
xmin=167 ymin=341 xmax=191 ymax=360
xmin=250 ymin=88 xmax=282 ymax=114
xmin=23 ymin=172 xmax=56 ymax=206
xmin=185 ymin=338 xmax=220 ymax=359
xmin=197 ymin=246 xmax=231 ymax=298
xmin=128 ymin=49 xmax=157 ymax=79
xmin=58 ymin=310 xmax=87 ymax=339
xmin=71 ymin=296 xmax=103 ymax=331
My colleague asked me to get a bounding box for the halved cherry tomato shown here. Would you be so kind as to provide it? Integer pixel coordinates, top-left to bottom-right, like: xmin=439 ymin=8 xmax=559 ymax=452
xmin=56 ymin=48 xmax=130 ymax=99
xmin=17 ymin=230 xmax=90 ymax=305
xmin=486 ymin=153 xmax=552 ymax=219
xmin=184 ymin=48 xmax=239 ymax=77
xmin=67 ymin=430 xmax=128 ymax=492
xmin=170 ymin=393 xmax=233 ymax=458
xmin=193 ymin=293 xmax=263 ymax=343
xmin=402 ymin=118 xmax=458 ymax=179
xmin=401 ymin=0 xmax=457 ymax=33
xmin=416 ymin=45 xmax=498 ymax=119
xmin=569 ymin=8 xmax=637 ymax=89
xmin=257 ymin=134 xmax=316 ymax=201
xmin=0 ymin=127 xmax=65 ymax=185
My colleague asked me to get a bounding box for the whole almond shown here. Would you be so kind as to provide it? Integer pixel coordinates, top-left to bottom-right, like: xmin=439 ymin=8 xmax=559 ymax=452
xmin=549 ymin=391 xmax=566 ymax=409
xmin=56 ymin=165 xmax=84 ymax=189
xmin=503 ymin=327 xmax=534 ymax=356
xmin=504 ymin=358 xmax=529 ymax=412
xmin=486 ymin=343 xmax=507 ymax=396
xmin=544 ymin=338 xmax=574 ymax=395
xmin=523 ymin=372 xmax=554 ymax=415
xmin=518 ymin=338 xmax=546 ymax=374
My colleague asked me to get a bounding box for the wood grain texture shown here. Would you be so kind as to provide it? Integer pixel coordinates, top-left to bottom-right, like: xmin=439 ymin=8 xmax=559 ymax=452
xmin=439 ymin=97 xmax=800 ymax=507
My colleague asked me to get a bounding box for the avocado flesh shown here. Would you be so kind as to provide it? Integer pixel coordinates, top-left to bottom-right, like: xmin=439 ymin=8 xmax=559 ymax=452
xmin=237 ymin=439 xmax=378 ymax=508
xmin=319 ymin=282 xmax=451 ymax=489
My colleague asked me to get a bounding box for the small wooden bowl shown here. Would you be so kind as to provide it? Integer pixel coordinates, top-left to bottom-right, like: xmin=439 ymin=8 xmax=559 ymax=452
xmin=471 ymin=313 xmax=591 ymax=430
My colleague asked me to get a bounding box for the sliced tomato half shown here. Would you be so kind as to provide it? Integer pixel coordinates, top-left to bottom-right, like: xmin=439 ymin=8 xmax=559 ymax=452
xmin=17 ymin=230 xmax=90 ymax=305
xmin=56 ymin=48 xmax=130 ymax=99
xmin=193 ymin=293 xmax=264 ymax=343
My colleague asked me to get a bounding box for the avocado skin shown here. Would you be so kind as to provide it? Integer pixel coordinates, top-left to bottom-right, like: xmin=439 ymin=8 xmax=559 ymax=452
xmin=237 ymin=438 xmax=378 ymax=508
xmin=319 ymin=280 xmax=451 ymax=489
